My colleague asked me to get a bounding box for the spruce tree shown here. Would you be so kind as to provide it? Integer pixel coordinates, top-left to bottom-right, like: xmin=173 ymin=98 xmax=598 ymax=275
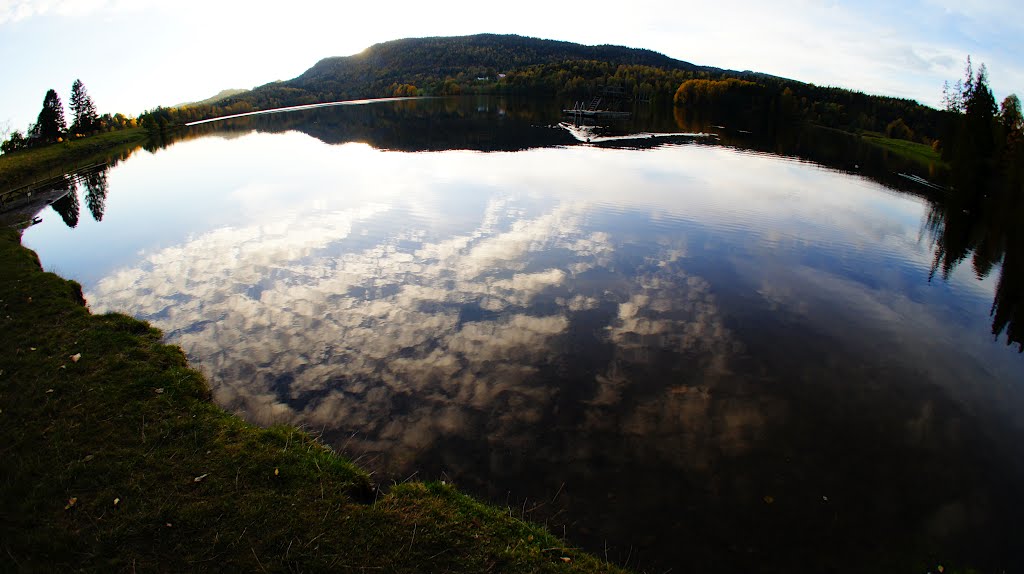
xmin=29 ymin=89 xmax=66 ymax=143
xmin=70 ymin=79 xmax=98 ymax=134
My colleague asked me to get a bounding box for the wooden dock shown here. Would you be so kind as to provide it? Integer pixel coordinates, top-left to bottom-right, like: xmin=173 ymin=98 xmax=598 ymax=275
xmin=563 ymin=86 xmax=632 ymax=119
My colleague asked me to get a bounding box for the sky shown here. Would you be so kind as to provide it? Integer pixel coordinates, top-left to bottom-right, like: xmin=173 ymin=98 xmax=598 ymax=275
xmin=1 ymin=0 xmax=1022 ymax=135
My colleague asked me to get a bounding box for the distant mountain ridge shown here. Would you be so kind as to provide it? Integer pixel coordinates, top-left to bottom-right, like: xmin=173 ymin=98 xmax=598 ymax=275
xmin=211 ymin=33 xmax=732 ymax=111
xmin=290 ymin=33 xmax=718 ymax=88
xmin=149 ymin=33 xmax=940 ymax=144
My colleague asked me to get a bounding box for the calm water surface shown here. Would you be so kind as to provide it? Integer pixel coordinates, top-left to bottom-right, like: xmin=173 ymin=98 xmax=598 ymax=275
xmin=18 ymin=98 xmax=1024 ymax=572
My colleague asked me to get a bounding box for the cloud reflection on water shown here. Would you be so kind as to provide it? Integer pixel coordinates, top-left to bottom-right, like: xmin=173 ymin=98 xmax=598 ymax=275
xmin=71 ymin=134 xmax=1024 ymax=571
xmin=84 ymin=139 xmax=1018 ymax=472
xmin=90 ymin=180 xmax=751 ymax=474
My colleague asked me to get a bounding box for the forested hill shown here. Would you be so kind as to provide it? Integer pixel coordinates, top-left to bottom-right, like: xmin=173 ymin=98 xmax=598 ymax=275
xmin=209 ymin=34 xmax=726 ymax=112
xmin=292 ymin=34 xmax=713 ymax=89
xmin=145 ymin=33 xmax=942 ymax=143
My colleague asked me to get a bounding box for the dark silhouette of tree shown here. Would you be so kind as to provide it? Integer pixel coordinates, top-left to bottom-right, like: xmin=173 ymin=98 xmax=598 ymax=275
xmin=964 ymin=65 xmax=997 ymax=157
xmin=29 ymin=89 xmax=67 ymax=144
xmin=83 ymin=169 xmax=109 ymax=222
xmin=70 ymin=79 xmax=99 ymax=135
xmin=50 ymin=177 xmax=80 ymax=228
xmin=942 ymin=58 xmax=999 ymax=164
xmin=928 ymin=59 xmax=1024 ymax=351
xmin=1000 ymin=94 xmax=1022 ymax=134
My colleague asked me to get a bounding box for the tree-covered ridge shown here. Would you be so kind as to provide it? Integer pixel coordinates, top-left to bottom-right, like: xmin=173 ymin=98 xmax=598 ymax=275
xmin=132 ymin=33 xmax=944 ymax=144
xmin=291 ymin=33 xmax=708 ymax=89
xmin=670 ymin=76 xmax=945 ymax=144
xmin=203 ymin=34 xmax=717 ymax=114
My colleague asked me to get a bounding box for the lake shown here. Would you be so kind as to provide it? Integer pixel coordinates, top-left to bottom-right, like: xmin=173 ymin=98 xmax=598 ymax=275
xmin=17 ymin=97 xmax=1024 ymax=572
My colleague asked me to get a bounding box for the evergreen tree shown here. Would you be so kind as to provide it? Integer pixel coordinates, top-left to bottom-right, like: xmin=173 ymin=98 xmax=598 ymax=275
xmin=1000 ymin=94 xmax=1022 ymax=134
xmin=50 ymin=177 xmax=80 ymax=228
xmin=70 ymin=79 xmax=98 ymax=134
xmin=940 ymin=57 xmax=999 ymax=163
xmin=84 ymin=170 xmax=109 ymax=222
xmin=29 ymin=89 xmax=66 ymax=143
xmin=963 ymin=64 xmax=998 ymax=159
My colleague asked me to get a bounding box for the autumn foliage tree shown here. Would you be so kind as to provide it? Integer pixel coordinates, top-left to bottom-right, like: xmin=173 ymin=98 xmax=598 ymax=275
xmin=390 ymin=83 xmax=419 ymax=97
xmin=885 ymin=118 xmax=915 ymax=141
xmin=673 ymin=78 xmax=763 ymax=106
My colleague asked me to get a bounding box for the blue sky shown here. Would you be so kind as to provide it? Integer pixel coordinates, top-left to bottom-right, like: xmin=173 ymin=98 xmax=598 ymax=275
xmin=1 ymin=0 xmax=1021 ymax=136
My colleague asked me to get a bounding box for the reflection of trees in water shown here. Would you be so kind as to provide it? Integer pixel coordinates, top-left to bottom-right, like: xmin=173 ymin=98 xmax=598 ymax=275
xmin=672 ymin=101 xmax=1024 ymax=352
xmin=83 ymin=169 xmax=109 ymax=222
xmin=49 ymin=176 xmax=80 ymax=228
xmin=925 ymin=158 xmax=1024 ymax=351
xmin=173 ymin=98 xmax=573 ymax=152
xmin=672 ymin=105 xmax=947 ymax=193
xmin=33 ymin=163 xmax=116 ymax=229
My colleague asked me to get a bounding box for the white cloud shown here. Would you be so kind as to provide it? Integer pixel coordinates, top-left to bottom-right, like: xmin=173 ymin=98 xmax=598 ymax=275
xmin=0 ymin=0 xmax=151 ymax=23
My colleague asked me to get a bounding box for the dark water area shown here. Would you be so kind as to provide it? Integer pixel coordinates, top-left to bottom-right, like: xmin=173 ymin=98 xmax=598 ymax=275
xmin=15 ymin=97 xmax=1024 ymax=572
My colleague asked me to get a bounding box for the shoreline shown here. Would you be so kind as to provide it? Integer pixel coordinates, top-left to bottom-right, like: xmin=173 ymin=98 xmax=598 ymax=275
xmin=0 ymin=128 xmax=150 ymax=194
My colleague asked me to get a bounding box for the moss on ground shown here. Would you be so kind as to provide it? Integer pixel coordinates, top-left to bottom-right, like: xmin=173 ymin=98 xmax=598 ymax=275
xmin=0 ymin=229 xmax=624 ymax=573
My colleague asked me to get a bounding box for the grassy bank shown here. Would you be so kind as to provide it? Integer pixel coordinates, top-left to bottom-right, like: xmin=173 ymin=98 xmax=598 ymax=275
xmin=859 ymin=132 xmax=945 ymax=167
xmin=0 ymin=229 xmax=622 ymax=573
xmin=0 ymin=129 xmax=150 ymax=193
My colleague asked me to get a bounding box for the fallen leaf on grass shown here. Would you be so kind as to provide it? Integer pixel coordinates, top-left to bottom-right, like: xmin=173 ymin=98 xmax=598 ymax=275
xmin=64 ymin=497 xmax=77 ymax=510
xmin=274 ymin=468 xmax=280 ymax=477
xmin=45 ymin=389 xmax=54 ymax=394
xmin=560 ymin=556 xmax=572 ymax=563
xmin=113 ymin=498 xmax=120 ymax=506
xmin=194 ymin=473 xmax=209 ymax=483
xmin=70 ymin=353 xmax=81 ymax=363
xmin=154 ymin=388 xmax=164 ymax=394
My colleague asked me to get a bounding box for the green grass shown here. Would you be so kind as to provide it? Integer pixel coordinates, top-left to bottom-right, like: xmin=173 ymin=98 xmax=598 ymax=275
xmin=0 ymin=229 xmax=625 ymax=573
xmin=860 ymin=132 xmax=946 ymax=167
xmin=0 ymin=129 xmax=150 ymax=193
